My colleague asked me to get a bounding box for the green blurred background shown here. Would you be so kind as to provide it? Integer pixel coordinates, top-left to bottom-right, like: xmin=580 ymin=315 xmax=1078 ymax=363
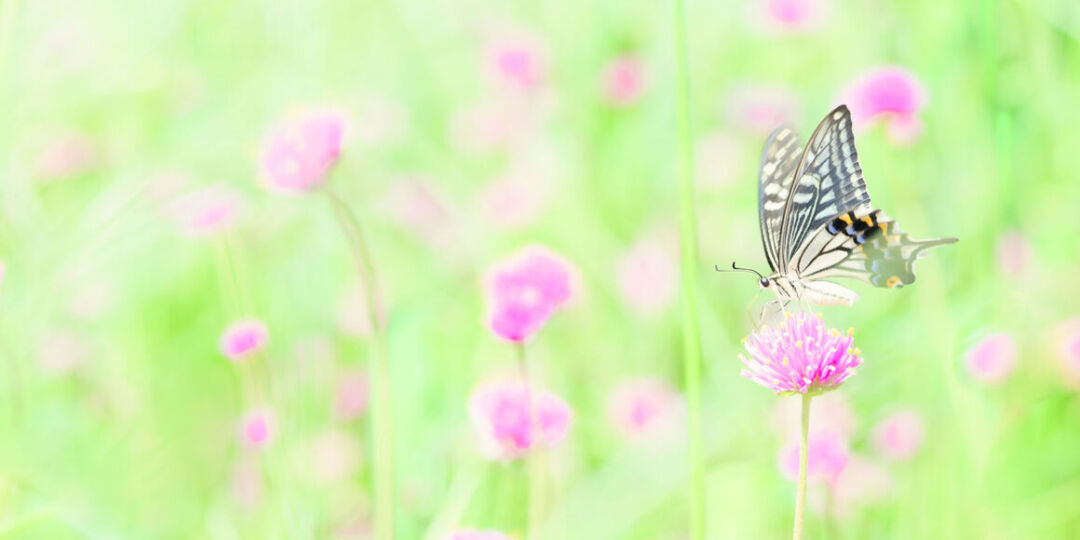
xmin=2 ymin=0 xmax=1080 ymax=538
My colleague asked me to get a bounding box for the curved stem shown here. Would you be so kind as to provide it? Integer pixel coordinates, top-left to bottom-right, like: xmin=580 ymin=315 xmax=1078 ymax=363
xmin=326 ymin=190 xmax=394 ymax=540
xmin=794 ymin=394 xmax=813 ymax=540
xmin=672 ymin=0 xmax=706 ymax=537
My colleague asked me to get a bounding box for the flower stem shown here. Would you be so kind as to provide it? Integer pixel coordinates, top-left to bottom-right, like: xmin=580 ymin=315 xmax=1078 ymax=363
xmin=326 ymin=190 xmax=394 ymax=540
xmin=516 ymin=343 xmax=545 ymax=540
xmin=794 ymin=393 xmax=813 ymax=540
xmin=672 ymin=0 xmax=706 ymax=537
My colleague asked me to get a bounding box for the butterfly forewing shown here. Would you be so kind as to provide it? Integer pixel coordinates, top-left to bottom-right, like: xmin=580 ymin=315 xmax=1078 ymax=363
xmin=758 ymin=126 xmax=803 ymax=273
xmin=779 ymin=106 xmax=872 ymax=268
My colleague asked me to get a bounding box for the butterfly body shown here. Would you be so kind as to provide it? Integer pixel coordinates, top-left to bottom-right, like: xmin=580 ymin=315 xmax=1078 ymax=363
xmin=741 ymin=105 xmax=956 ymax=308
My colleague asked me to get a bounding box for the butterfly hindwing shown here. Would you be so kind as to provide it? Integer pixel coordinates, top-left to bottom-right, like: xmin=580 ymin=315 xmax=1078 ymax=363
xmin=780 ymin=106 xmax=872 ymax=269
xmin=758 ymin=126 xmax=803 ymax=273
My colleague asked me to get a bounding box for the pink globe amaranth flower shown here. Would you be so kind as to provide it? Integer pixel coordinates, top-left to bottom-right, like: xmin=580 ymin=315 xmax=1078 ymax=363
xmin=220 ymin=319 xmax=269 ymax=361
xmin=995 ymin=229 xmax=1033 ymax=280
xmin=740 ymin=313 xmax=863 ymax=396
xmin=843 ymin=67 xmax=927 ymax=144
xmin=1051 ymin=319 xmax=1080 ymax=387
xmin=260 ymin=111 xmax=344 ymax=192
xmin=872 ymin=409 xmax=925 ymax=461
xmin=485 ymin=246 xmax=577 ymax=342
xmin=334 ymin=368 xmax=370 ymax=421
xmin=607 ymin=377 xmax=684 ymax=441
xmin=468 ymin=379 xmax=573 ymax=460
xmin=166 ymin=184 xmax=242 ymax=237
xmin=441 ymin=530 xmax=513 ymax=540
xmin=778 ymin=429 xmax=849 ymax=483
xmin=750 ymin=0 xmax=828 ymax=34
xmin=485 ymin=30 xmax=547 ymax=92
xmin=725 ymin=84 xmax=803 ymax=135
xmin=33 ymin=132 xmax=98 ymax=181
xmin=601 ymin=55 xmax=647 ymax=106
xmin=964 ymin=332 xmax=1017 ymax=384
xmin=241 ymin=408 xmax=276 ymax=449
xmin=616 ymin=236 xmax=678 ymax=315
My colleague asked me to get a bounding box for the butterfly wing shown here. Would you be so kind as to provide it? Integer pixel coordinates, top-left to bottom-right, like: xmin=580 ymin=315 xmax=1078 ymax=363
xmin=778 ymin=105 xmax=872 ymax=271
xmin=758 ymin=126 xmax=803 ymax=273
xmin=794 ymin=209 xmax=957 ymax=291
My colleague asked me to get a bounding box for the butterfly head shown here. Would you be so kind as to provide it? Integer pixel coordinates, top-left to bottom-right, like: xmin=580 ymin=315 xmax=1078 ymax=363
xmin=717 ymin=261 xmax=770 ymax=288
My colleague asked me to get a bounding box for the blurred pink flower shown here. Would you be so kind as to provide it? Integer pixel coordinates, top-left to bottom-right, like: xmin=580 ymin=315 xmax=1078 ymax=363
xmin=741 ymin=313 xmax=863 ymax=395
xmin=241 ymin=408 xmax=276 ymax=449
xmin=601 ymin=55 xmax=647 ymax=106
xmin=167 ymin=184 xmax=243 ymax=237
xmin=607 ymin=377 xmax=684 ymax=440
xmin=485 ymin=30 xmax=547 ymax=92
xmin=872 ymin=410 xmax=925 ymax=461
xmin=774 ymin=391 xmax=857 ymax=442
xmin=725 ymin=84 xmax=802 ymax=135
xmin=695 ymin=131 xmax=746 ymax=190
xmin=260 ymin=111 xmax=344 ymax=192
xmin=831 ymin=455 xmax=893 ymax=514
xmin=616 ymin=236 xmax=678 ymax=315
xmin=334 ymin=368 xmax=370 ymax=421
xmin=843 ymin=67 xmax=927 ymax=144
xmin=1052 ymin=318 xmax=1080 ymax=387
xmin=964 ymin=332 xmax=1017 ymax=384
xmin=310 ymin=429 xmax=361 ymax=483
xmin=220 ymin=319 xmax=269 ymax=361
xmin=468 ymin=378 xmax=573 ymax=460
xmin=485 ymin=245 xmax=577 ymax=342
xmin=751 ymin=0 xmax=828 ymax=34
xmin=33 ymin=132 xmax=98 ymax=181
xmin=778 ymin=429 xmax=849 ymax=483
xmin=37 ymin=330 xmax=91 ymax=374
xmin=441 ymin=530 xmax=513 ymax=540
xmin=995 ymin=229 xmax=1033 ymax=279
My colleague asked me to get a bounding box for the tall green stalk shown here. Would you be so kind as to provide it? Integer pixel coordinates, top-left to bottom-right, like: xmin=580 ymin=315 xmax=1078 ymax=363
xmin=672 ymin=0 xmax=706 ymax=538
xmin=327 ymin=190 xmax=394 ymax=540
xmin=517 ymin=343 xmax=545 ymax=540
xmin=793 ymin=394 xmax=812 ymax=540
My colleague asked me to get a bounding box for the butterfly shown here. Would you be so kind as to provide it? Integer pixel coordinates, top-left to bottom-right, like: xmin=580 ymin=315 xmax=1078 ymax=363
xmin=722 ymin=105 xmax=956 ymax=308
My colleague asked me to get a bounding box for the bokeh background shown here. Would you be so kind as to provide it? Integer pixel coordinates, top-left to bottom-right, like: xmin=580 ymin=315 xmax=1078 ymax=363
xmin=2 ymin=0 xmax=1080 ymax=538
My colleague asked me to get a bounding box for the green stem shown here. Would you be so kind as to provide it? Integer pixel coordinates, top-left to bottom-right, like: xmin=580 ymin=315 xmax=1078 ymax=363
xmin=517 ymin=343 xmax=545 ymax=540
xmin=326 ymin=190 xmax=394 ymax=540
xmin=794 ymin=394 xmax=812 ymax=540
xmin=672 ymin=0 xmax=706 ymax=538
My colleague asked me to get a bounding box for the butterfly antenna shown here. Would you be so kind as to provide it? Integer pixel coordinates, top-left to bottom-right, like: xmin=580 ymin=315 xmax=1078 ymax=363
xmin=716 ymin=261 xmax=765 ymax=280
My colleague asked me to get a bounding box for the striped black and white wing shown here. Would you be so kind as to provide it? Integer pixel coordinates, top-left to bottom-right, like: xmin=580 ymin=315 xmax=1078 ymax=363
xmin=758 ymin=126 xmax=803 ymax=273
xmin=778 ymin=105 xmax=872 ymax=272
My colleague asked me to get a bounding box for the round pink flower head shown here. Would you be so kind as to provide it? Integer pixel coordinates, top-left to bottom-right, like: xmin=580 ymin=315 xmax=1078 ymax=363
xmin=601 ymin=55 xmax=647 ymax=106
xmin=964 ymin=332 xmax=1017 ymax=385
xmin=607 ymin=377 xmax=684 ymax=441
xmin=485 ymin=246 xmax=576 ymax=342
xmin=778 ymin=429 xmax=849 ymax=483
xmin=740 ymin=313 xmax=863 ymax=395
xmin=220 ymin=319 xmax=269 ymax=361
xmin=468 ymin=379 xmax=573 ymax=460
xmin=441 ymin=530 xmax=513 ymax=540
xmin=485 ymin=30 xmax=547 ymax=92
xmin=260 ymin=111 xmax=344 ymax=192
xmin=752 ymin=0 xmax=828 ymax=34
xmin=843 ymin=67 xmax=927 ymax=144
xmin=872 ymin=409 xmax=925 ymax=461
xmin=240 ymin=408 xmax=276 ymax=449
xmin=1053 ymin=318 xmax=1080 ymax=387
